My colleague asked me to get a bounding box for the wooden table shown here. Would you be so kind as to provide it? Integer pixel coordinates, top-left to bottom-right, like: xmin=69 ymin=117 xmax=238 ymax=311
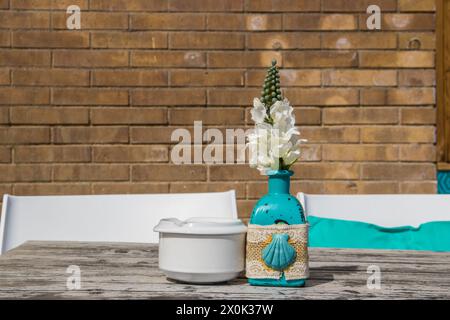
xmin=0 ymin=241 xmax=449 ymax=299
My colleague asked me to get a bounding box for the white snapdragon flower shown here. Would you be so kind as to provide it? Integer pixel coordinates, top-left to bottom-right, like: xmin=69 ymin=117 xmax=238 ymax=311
xmin=250 ymin=98 xmax=266 ymax=124
xmin=247 ymin=97 xmax=306 ymax=173
xmin=270 ymin=99 xmax=295 ymax=132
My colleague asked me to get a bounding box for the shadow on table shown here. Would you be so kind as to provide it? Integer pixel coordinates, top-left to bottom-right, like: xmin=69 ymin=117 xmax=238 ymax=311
xmin=166 ymin=265 xmax=359 ymax=288
xmin=306 ymin=265 xmax=359 ymax=287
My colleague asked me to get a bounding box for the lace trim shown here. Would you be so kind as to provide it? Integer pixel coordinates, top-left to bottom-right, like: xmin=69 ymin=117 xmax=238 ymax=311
xmin=245 ymin=223 xmax=309 ymax=281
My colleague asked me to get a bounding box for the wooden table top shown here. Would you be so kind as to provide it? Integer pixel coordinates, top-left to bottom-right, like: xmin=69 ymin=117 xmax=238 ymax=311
xmin=0 ymin=241 xmax=449 ymax=299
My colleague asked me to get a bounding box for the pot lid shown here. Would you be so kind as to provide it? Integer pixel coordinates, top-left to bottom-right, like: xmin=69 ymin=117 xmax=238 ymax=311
xmin=153 ymin=217 xmax=247 ymax=235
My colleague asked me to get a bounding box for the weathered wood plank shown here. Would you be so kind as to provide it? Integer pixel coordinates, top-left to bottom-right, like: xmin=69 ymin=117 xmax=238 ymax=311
xmin=0 ymin=241 xmax=449 ymax=299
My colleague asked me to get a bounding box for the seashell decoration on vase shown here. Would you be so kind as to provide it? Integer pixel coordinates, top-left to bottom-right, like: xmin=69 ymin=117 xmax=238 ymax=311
xmin=262 ymin=233 xmax=297 ymax=271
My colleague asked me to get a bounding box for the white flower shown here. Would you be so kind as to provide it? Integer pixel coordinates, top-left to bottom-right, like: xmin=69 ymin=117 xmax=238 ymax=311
xmin=270 ymin=98 xmax=295 ymax=132
xmin=250 ymin=98 xmax=266 ymax=124
xmin=247 ymin=97 xmax=306 ymax=173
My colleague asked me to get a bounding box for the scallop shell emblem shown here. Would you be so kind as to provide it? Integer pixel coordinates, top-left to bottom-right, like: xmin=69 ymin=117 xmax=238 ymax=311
xmin=262 ymin=233 xmax=296 ymax=271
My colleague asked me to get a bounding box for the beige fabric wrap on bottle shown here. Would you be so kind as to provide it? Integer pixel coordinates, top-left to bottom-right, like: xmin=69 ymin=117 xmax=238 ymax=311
xmin=245 ymin=223 xmax=309 ymax=281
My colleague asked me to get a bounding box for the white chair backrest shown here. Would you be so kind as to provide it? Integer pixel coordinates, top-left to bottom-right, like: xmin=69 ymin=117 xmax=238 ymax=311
xmin=298 ymin=193 xmax=450 ymax=228
xmin=0 ymin=191 xmax=237 ymax=254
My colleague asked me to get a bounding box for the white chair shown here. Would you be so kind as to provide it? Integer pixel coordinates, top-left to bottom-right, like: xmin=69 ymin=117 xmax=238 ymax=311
xmin=297 ymin=193 xmax=450 ymax=227
xmin=0 ymin=191 xmax=237 ymax=254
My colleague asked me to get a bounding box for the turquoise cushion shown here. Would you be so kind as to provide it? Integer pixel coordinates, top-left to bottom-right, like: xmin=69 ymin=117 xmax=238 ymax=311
xmin=308 ymin=216 xmax=450 ymax=252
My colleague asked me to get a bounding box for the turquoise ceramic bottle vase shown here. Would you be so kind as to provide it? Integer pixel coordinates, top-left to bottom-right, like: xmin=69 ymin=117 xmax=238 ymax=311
xmin=248 ymin=169 xmax=306 ymax=287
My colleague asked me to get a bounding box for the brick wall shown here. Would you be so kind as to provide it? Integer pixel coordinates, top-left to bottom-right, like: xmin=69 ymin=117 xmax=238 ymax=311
xmin=0 ymin=0 xmax=437 ymax=219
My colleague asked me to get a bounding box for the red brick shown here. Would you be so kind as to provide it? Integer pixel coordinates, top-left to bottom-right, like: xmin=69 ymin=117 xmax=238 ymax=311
xmin=52 ymin=89 xmax=128 ymax=105
xmin=284 ymin=14 xmax=357 ymax=30
xmin=360 ymin=88 xmax=388 ymax=105
xmin=131 ymin=13 xmax=205 ymax=30
xmin=53 ymin=51 xmax=128 ymax=67
xmin=0 ymin=165 xmax=51 ymax=182
xmin=291 ymin=108 xmax=321 ymax=125
xmin=0 ymin=88 xmax=49 ymax=105
xmin=247 ymin=69 xmax=321 ymax=87
xmin=322 ymin=0 xmax=397 ymax=12
xmin=245 ymin=0 xmax=319 ymax=12
xmin=93 ymin=146 xmax=168 ymax=163
xmin=170 ymin=182 xmax=246 ymax=198
xmin=132 ymin=89 xmax=205 ymax=106
xmin=90 ymin=0 xmax=167 ymax=11
xmin=54 ymin=164 xmax=130 ymax=182
xmin=399 ymin=0 xmax=436 ymax=12
xmin=291 ymin=163 xmax=360 ymax=180
xmin=208 ymin=51 xmax=282 ymax=68
xmin=131 ymin=127 xmax=186 ymax=144
xmin=323 ymin=108 xmax=398 ymax=125
xmin=0 ymin=127 xmax=50 ymax=144
xmin=284 ymin=51 xmax=358 ymax=67
xmin=12 ymin=31 xmax=89 ymax=48
xmin=401 ymin=107 xmax=436 ymax=124
xmin=92 ymin=183 xmax=169 ymax=194
xmin=170 ymin=0 xmax=243 ymax=12
xmin=361 ymin=126 xmax=435 ymax=143
xmin=362 ymin=163 xmax=436 ymax=180
xmin=169 ymin=108 xmax=244 ymax=125
xmin=210 ymin=164 xmax=264 ymax=181
xmin=132 ymin=164 xmax=207 ymax=181
xmin=322 ymin=70 xmax=397 ymax=86
xmin=359 ymin=14 xmax=435 ymax=31
xmin=387 ymin=88 xmax=435 ymax=105
xmin=322 ymin=181 xmax=400 ymax=194
xmin=14 ymin=146 xmax=91 ymax=163
xmin=247 ymin=33 xmax=320 ymax=49
xmin=171 ymin=70 xmax=244 ymax=87
xmin=400 ymin=144 xmax=436 ymax=162
xmin=0 ymin=69 xmax=9 ymax=85
xmin=92 ymin=32 xmax=168 ymax=49
xmin=207 ymin=89 xmax=258 ymax=106
xmin=359 ymin=51 xmax=434 ymax=68
xmin=400 ymin=182 xmax=437 ymax=193
xmin=52 ymin=12 xmax=128 ymax=30
xmin=91 ymin=108 xmax=167 ymax=125
xmin=13 ymin=69 xmax=89 ymax=86
xmin=170 ymin=33 xmax=244 ymax=49
xmin=93 ymin=70 xmax=167 ymax=87
xmin=0 ymin=11 xmax=49 ymax=28
xmin=53 ymin=127 xmax=129 ymax=144
xmin=207 ymin=14 xmax=282 ymax=31
xmin=0 ymin=31 xmax=9 ymax=47
xmin=132 ymin=51 xmax=206 ymax=67
xmin=323 ymin=144 xmax=399 ymax=161
xmin=322 ymin=32 xmax=397 ymax=49
xmin=284 ymin=88 xmax=359 ymax=106
xmin=398 ymin=32 xmax=435 ymax=50
xmin=399 ymin=70 xmax=435 ymax=86
xmin=298 ymin=144 xmax=321 ymax=161
xmin=0 ymin=108 xmax=8 ymax=124
xmin=10 ymin=107 xmax=89 ymax=124
xmin=0 ymin=147 xmax=11 ymax=163
xmin=0 ymin=50 xmax=50 ymax=67
xmin=300 ymin=127 xmax=360 ymax=143
xmin=12 ymin=0 xmax=87 ymax=9
xmin=13 ymin=183 xmax=91 ymax=196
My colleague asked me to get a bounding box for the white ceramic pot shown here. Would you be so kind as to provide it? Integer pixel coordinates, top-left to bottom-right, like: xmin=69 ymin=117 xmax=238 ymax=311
xmin=153 ymin=217 xmax=247 ymax=284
